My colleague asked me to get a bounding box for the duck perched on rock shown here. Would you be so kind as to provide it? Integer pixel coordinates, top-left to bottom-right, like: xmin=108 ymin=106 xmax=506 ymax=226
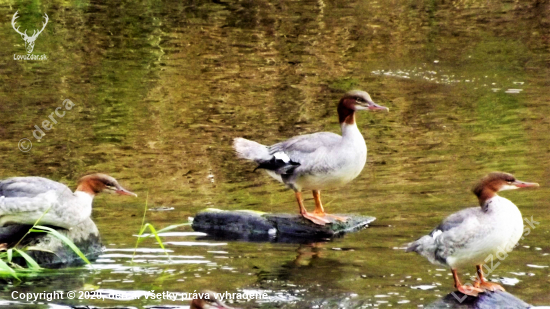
xmin=0 ymin=173 xmax=136 ymax=229
xmin=234 ymin=90 xmax=388 ymax=225
xmin=407 ymin=172 xmax=539 ymax=296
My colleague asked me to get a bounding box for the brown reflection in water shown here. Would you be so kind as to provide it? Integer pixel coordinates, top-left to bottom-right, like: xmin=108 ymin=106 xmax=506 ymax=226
xmin=0 ymin=0 xmax=549 ymax=307
xmin=257 ymin=242 xmax=348 ymax=290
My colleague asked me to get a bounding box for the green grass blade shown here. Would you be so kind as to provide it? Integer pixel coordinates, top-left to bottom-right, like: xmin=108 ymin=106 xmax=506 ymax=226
xmin=133 ymin=223 xmax=170 ymax=259
xmin=32 ymin=226 xmax=91 ymax=265
xmin=0 ymin=258 xmax=19 ymax=280
xmin=136 ymin=223 xmax=171 ymax=260
xmin=13 ymin=205 xmax=52 ymax=248
xmin=132 ymin=191 xmax=149 ymax=264
xmin=7 ymin=249 xmax=12 ymax=263
xmin=131 ymin=191 xmax=173 ymax=262
xmin=13 ymin=249 xmax=41 ymax=270
xmin=145 ymin=224 xmax=167 ymax=253
xmin=136 ymin=223 xmax=191 ymax=239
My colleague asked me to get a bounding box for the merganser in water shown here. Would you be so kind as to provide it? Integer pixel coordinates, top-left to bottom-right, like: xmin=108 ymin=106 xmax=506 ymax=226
xmin=190 ymin=290 xmax=236 ymax=309
xmin=406 ymin=172 xmax=539 ymax=296
xmin=233 ymin=90 xmax=388 ymax=225
xmin=0 ymin=173 xmax=136 ymax=229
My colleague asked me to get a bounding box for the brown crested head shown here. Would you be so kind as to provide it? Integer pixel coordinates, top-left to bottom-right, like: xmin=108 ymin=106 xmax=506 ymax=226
xmin=472 ymin=172 xmax=539 ymax=205
xmin=76 ymin=173 xmax=137 ymax=197
xmin=190 ymin=290 xmax=235 ymax=309
xmin=337 ymin=90 xmax=389 ymax=125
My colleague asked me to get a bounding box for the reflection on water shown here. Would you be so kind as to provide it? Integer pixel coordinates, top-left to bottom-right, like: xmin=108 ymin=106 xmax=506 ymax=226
xmin=0 ymin=0 xmax=549 ymax=308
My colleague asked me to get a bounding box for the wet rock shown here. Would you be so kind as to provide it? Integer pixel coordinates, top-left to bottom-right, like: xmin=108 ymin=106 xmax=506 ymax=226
xmin=0 ymin=217 xmax=102 ymax=267
xmin=192 ymin=208 xmax=375 ymax=242
xmin=427 ymin=290 xmax=530 ymax=309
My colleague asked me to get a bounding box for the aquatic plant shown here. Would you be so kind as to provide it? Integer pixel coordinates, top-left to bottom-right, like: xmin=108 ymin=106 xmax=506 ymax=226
xmin=131 ymin=191 xmax=190 ymax=263
xmin=0 ymin=207 xmax=90 ymax=279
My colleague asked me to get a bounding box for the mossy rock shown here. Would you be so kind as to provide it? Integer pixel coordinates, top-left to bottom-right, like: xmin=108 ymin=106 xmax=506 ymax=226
xmin=192 ymin=209 xmax=375 ymax=242
xmin=0 ymin=217 xmax=102 ymax=267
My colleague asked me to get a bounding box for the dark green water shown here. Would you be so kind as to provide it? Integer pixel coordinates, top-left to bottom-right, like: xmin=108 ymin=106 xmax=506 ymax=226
xmin=0 ymin=0 xmax=549 ymax=307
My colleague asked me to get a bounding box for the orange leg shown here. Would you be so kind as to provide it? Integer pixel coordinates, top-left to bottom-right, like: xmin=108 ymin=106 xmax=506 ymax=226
xmin=312 ymin=190 xmax=348 ymax=222
xmin=295 ymin=191 xmax=330 ymax=225
xmin=312 ymin=190 xmax=325 ymax=215
xmin=474 ymin=265 xmax=505 ymax=292
xmin=452 ymin=269 xmax=484 ymax=297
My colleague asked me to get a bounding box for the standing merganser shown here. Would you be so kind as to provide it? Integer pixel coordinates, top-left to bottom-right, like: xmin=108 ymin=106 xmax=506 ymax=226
xmin=0 ymin=173 xmax=137 ymax=229
xmin=406 ymin=172 xmax=539 ymax=296
xmin=233 ymin=90 xmax=388 ymax=225
xmin=190 ymin=290 xmax=236 ymax=309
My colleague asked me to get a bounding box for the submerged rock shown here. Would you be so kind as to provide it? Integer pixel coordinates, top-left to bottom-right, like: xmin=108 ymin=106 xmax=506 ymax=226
xmin=192 ymin=208 xmax=375 ymax=242
xmin=427 ymin=290 xmax=530 ymax=309
xmin=0 ymin=217 xmax=102 ymax=267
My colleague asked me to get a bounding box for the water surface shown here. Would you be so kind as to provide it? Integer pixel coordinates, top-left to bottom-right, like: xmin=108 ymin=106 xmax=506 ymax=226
xmin=0 ymin=0 xmax=549 ymax=307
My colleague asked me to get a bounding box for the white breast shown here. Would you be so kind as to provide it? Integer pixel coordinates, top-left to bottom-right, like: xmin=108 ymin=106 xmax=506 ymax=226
xmin=446 ymin=196 xmax=523 ymax=269
xmin=296 ymin=123 xmax=367 ymax=190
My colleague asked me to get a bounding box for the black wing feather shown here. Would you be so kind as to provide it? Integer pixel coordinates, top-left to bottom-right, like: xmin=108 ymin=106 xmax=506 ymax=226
xmin=253 ymin=157 xmax=300 ymax=175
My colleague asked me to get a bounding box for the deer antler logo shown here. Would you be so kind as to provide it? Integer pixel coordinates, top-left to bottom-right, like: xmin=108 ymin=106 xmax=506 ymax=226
xmin=12 ymin=11 xmax=49 ymax=54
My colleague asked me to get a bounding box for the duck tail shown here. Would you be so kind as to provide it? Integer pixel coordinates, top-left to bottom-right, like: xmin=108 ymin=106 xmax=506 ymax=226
xmin=406 ymin=236 xmax=433 ymax=253
xmin=406 ymin=235 xmax=445 ymax=265
xmin=405 ymin=241 xmax=420 ymax=253
xmin=233 ymin=137 xmax=271 ymax=162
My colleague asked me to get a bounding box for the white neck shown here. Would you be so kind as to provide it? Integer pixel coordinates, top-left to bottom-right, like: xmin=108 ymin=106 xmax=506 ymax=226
xmin=341 ymin=122 xmax=363 ymax=140
xmin=484 ymin=195 xmax=518 ymax=210
xmin=74 ymin=191 xmax=94 ymax=203
xmin=73 ymin=191 xmax=94 ymax=221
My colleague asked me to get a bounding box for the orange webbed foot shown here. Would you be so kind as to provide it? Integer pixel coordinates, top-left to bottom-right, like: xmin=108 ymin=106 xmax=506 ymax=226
xmin=312 ymin=211 xmax=348 ymax=222
xmin=457 ymin=284 xmax=485 ymax=297
xmin=301 ymin=212 xmax=331 ymax=225
xmin=474 ymin=280 xmax=505 ymax=292
xmin=474 ymin=264 xmax=505 ymax=292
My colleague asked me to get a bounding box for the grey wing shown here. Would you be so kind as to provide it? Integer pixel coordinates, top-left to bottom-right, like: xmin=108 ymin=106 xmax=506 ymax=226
xmin=0 ymin=177 xmax=72 ymax=198
xmin=431 ymin=207 xmax=485 ymax=260
xmin=431 ymin=207 xmax=480 ymax=236
xmin=0 ymin=195 xmax=55 ymax=216
xmin=254 ymin=132 xmax=342 ymax=178
xmin=407 ymin=207 xmax=485 ymax=265
xmin=269 ymin=132 xmax=341 ymax=162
